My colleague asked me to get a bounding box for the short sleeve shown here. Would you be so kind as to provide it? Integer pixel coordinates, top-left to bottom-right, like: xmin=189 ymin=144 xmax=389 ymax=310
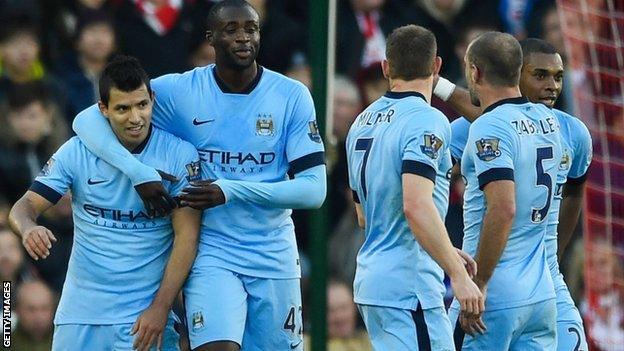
xmin=567 ymin=119 xmax=593 ymax=184
xmin=401 ymin=112 xmax=450 ymax=183
xmin=450 ymin=117 xmax=470 ymax=163
xmin=30 ymin=139 xmax=77 ymax=204
xmin=167 ymin=141 xmax=202 ymax=197
xmin=285 ymin=84 xmax=326 ymax=174
xmin=468 ymin=117 xmax=516 ymax=190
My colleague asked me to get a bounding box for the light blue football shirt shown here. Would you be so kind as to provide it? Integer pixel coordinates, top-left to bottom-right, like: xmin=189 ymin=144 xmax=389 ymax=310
xmin=459 ymin=97 xmax=561 ymax=311
xmin=346 ymin=91 xmax=452 ymax=310
xmin=450 ymin=117 xmax=471 ymax=163
xmin=546 ymin=109 xmax=592 ymax=272
xmin=147 ymin=65 xmax=323 ymax=279
xmin=31 ymin=127 xmax=200 ymax=324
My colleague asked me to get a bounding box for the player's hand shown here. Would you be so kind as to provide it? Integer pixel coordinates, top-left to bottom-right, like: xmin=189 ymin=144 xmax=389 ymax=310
xmin=450 ymin=273 xmax=484 ymax=321
xmin=131 ymin=303 xmax=169 ymax=351
xmin=459 ymin=311 xmax=487 ymax=336
xmin=21 ymin=226 xmax=57 ymax=260
xmin=134 ymin=170 xmax=178 ymax=218
xmin=455 ymin=248 xmax=477 ymax=278
xmin=178 ymin=180 xmax=225 ymax=210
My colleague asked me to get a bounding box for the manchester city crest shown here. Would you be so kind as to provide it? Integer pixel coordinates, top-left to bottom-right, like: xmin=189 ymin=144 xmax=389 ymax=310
xmin=256 ymin=114 xmax=275 ymax=136
xmin=475 ymin=138 xmax=502 ymax=161
xmin=420 ymin=134 xmax=442 ymax=159
xmin=192 ymin=311 xmax=204 ymax=330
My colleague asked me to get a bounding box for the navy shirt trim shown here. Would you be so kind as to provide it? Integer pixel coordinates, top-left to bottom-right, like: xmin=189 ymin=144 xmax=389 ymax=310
xmin=352 ymin=190 xmax=360 ymax=204
xmin=483 ymin=96 xmax=529 ymax=114
xmin=384 ymin=91 xmax=427 ymax=102
xmin=213 ymin=65 xmax=264 ymax=94
xmin=401 ymin=160 xmax=436 ymax=183
xmin=131 ymin=125 xmax=153 ymax=154
xmin=30 ymin=181 xmax=63 ymax=204
xmin=478 ymin=167 xmax=514 ymax=190
xmin=567 ymin=172 xmax=588 ymax=185
xmin=289 ymin=151 xmax=325 ymax=175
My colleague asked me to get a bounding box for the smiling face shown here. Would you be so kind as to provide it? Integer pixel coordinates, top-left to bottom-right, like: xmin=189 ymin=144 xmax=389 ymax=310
xmin=520 ymin=53 xmax=564 ymax=108
xmin=98 ymin=85 xmax=152 ymax=151
xmin=207 ymin=5 xmax=260 ymax=71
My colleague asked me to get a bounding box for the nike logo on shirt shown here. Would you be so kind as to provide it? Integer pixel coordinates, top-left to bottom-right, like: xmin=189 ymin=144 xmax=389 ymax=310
xmin=87 ymin=178 xmax=107 ymax=185
xmin=193 ymin=118 xmax=215 ymax=125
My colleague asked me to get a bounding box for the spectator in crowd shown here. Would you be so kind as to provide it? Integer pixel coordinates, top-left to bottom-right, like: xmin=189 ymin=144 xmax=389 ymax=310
xmin=56 ymin=11 xmax=116 ymax=121
xmin=450 ymin=20 xmax=498 ymax=86
xmin=112 ymin=0 xmax=209 ymax=76
xmin=0 ymin=228 xmax=38 ymax=299
xmin=188 ymin=38 xmax=216 ymax=69
xmin=285 ymin=52 xmax=313 ymax=90
xmin=329 ymin=203 xmax=365 ymax=285
xmin=0 ymin=82 xmax=69 ymax=204
xmin=247 ymin=0 xmax=307 ymax=73
xmin=328 ymin=75 xmax=361 ymax=229
xmin=0 ymin=18 xmax=67 ymax=116
xmin=356 ymin=62 xmax=387 ymax=106
xmin=0 ymin=82 xmax=72 ymax=293
xmin=12 ymin=280 xmax=56 ymax=351
xmin=306 ymin=279 xmax=372 ymax=351
xmin=336 ymin=0 xmax=408 ymax=78
xmin=583 ymin=239 xmax=624 ymax=350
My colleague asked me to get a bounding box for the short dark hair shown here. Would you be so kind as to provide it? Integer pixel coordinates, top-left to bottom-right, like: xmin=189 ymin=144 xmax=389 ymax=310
xmin=99 ymin=55 xmax=151 ymax=106
xmin=207 ymin=0 xmax=256 ymax=29
xmin=467 ymin=31 xmax=522 ymax=87
xmin=0 ymin=17 xmax=39 ymax=44
xmin=7 ymin=81 xmax=50 ymax=111
xmin=75 ymin=10 xmax=114 ymax=41
xmin=520 ymin=38 xmax=558 ymax=62
xmin=385 ymin=25 xmax=436 ymax=80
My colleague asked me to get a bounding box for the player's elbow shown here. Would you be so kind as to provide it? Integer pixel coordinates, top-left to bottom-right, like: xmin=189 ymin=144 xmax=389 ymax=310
xmin=495 ymin=200 xmax=516 ymax=223
xmin=306 ymin=185 xmax=326 ymax=209
xmin=403 ymin=198 xmax=430 ymax=224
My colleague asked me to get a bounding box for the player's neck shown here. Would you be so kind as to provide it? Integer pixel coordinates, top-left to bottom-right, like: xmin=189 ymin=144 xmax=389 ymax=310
xmin=478 ymin=85 xmax=522 ymax=113
xmin=214 ymin=63 xmax=258 ymax=93
xmin=388 ymin=77 xmax=432 ymax=103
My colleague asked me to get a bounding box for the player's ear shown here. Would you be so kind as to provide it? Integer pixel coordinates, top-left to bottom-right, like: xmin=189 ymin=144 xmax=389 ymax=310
xmin=470 ymin=64 xmax=480 ymax=85
xmin=433 ymin=56 xmax=442 ymax=76
xmin=206 ymin=30 xmax=214 ymax=45
xmin=381 ymin=59 xmax=390 ymax=79
xmin=97 ymin=101 xmax=109 ymax=118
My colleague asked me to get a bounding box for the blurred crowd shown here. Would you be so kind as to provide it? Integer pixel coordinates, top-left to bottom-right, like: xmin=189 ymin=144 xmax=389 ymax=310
xmin=0 ymin=0 xmax=621 ymax=350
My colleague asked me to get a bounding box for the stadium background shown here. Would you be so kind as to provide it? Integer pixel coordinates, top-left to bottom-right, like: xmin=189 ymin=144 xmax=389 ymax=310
xmin=0 ymin=0 xmax=621 ymax=350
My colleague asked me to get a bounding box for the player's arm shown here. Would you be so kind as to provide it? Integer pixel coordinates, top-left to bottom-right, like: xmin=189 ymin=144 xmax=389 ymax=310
xmin=557 ymin=121 xmax=592 ymax=260
xmin=72 ymin=105 xmax=176 ymax=216
xmin=180 ymin=83 xmax=327 ymax=210
xmin=9 ymin=191 xmax=58 ymax=261
xmin=179 ymin=164 xmax=327 ymax=210
xmin=132 ymin=206 xmax=201 ymax=351
xmin=556 ymin=181 xmax=584 ymax=260
xmin=473 ymin=180 xmax=516 ymax=289
xmin=434 ymin=77 xmax=482 ymax=121
xmin=402 ymin=173 xmax=483 ymax=315
xmin=354 ymin=200 xmax=365 ymax=229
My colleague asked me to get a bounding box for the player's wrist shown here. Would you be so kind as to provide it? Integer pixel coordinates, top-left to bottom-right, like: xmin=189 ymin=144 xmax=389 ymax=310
xmin=433 ymin=77 xmax=456 ymax=101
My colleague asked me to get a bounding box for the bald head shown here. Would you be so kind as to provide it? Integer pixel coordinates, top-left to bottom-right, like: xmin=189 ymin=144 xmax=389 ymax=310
xmin=466 ymin=31 xmax=523 ymax=87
